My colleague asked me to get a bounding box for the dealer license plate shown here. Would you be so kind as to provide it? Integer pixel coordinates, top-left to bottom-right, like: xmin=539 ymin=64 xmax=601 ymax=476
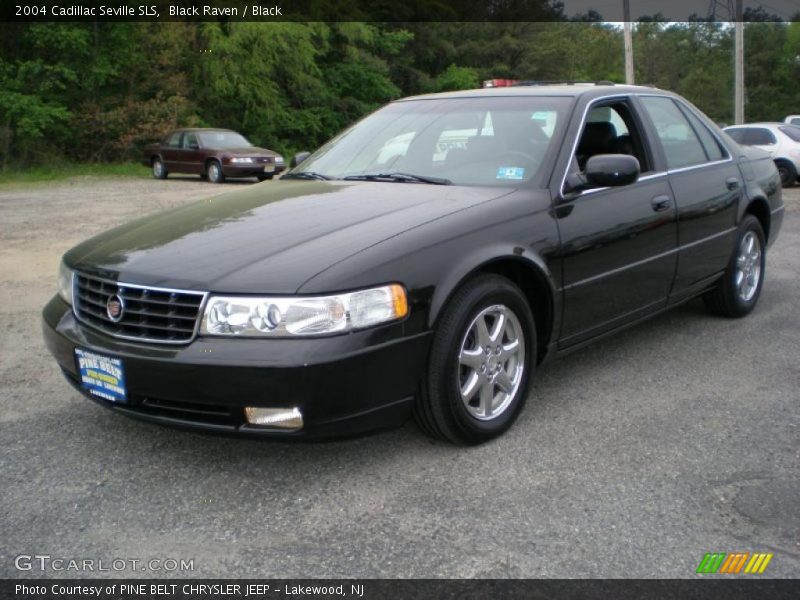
xmin=263 ymin=164 xmax=275 ymax=173
xmin=74 ymin=348 xmax=127 ymax=403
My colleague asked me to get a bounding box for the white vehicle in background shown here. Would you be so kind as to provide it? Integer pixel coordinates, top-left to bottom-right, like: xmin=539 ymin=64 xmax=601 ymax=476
xmin=724 ymin=122 xmax=800 ymax=187
xmin=784 ymin=115 xmax=800 ymax=126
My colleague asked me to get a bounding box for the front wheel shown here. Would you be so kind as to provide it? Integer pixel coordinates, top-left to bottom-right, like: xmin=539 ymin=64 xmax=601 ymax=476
xmin=703 ymin=215 xmax=766 ymax=318
xmin=257 ymin=174 xmax=274 ymax=182
xmin=207 ymin=160 xmax=225 ymax=184
xmin=415 ymin=274 xmax=535 ymax=444
xmin=152 ymin=157 xmax=167 ymax=179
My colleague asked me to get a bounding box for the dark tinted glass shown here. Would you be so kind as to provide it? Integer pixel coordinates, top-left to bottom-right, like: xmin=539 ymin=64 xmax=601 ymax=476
xmin=746 ymin=128 xmax=777 ymax=145
xmin=725 ymin=128 xmax=747 ymax=143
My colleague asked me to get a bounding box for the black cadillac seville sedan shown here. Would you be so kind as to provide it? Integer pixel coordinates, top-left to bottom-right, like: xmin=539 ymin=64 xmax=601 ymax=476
xmin=43 ymin=84 xmax=784 ymax=444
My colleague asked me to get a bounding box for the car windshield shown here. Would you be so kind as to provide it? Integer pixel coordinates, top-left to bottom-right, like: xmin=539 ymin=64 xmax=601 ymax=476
xmin=197 ymin=131 xmax=251 ymax=149
xmin=293 ymin=96 xmax=571 ymax=187
xmin=779 ymin=125 xmax=800 ymax=142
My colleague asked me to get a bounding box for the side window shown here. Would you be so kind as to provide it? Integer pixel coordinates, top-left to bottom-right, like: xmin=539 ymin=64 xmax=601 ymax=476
xmin=573 ymin=101 xmax=651 ymax=173
xmin=679 ymin=106 xmax=727 ymax=161
xmin=167 ymin=132 xmax=182 ymax=148
xmin=640 ymin=96 xmax=708 ymax=169
xmin=747 ymin=128 xmax=777 ymax=146
xmin=183 ymin=133 xmax=198 ymax=149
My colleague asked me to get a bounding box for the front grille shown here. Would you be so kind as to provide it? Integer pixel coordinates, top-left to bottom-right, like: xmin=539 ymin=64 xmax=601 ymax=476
xmin=73 ymin=273 xmax=206 ymax=344
xmin=256 ymin=157 xmax=273 ymax=163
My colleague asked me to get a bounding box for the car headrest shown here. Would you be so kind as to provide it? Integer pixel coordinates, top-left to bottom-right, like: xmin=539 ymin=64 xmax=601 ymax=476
xmin=578 ymin=122 xmax=617 ymax=157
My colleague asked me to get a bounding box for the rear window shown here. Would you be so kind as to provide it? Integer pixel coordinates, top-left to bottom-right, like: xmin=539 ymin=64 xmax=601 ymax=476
xmin=725 ymin=128 xmax=747 ymax=144
xmin=746 ymin=128 xmax=777 ymax=145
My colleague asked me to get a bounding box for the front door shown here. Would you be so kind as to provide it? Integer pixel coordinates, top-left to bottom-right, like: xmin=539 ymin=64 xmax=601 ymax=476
xmin=555 ymin=98 xmax=678 ymax=348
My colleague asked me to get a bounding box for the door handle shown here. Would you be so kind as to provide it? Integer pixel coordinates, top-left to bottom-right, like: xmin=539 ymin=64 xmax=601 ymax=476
xmin=726 ymin=177 xmax=740 ymax=190
xmin=651 ymin=195 xmax=672 ymax=212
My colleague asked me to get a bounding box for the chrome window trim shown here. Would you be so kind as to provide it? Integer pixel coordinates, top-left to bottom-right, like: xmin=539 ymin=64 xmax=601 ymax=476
xmin=560 ymin=92 xmax=737 ymax=199
xmin=665 ymin=157 xmax=734 ymax=175
xmin=72 ymin=271 xmax=209 ymax=346
xmin=558 ymin=93 xmax=630 ymax=198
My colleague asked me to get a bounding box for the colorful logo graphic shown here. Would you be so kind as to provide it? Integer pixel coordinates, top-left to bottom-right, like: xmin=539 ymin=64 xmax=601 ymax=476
xmin=696 ymin=552 xmax=773 ymax=574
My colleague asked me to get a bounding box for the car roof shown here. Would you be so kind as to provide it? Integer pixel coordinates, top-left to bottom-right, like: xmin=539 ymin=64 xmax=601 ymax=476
xmin=175 ymin=128 xmax=236 ymax=133
xmin=397 ymin=84 xmax=669 ymax=103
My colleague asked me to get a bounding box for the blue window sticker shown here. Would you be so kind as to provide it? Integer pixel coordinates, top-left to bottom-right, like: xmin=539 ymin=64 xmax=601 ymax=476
xmin=497 ymin=166 xmax=525 ymax=180
xmin=75 ymin=348 xmax=127 ymax=403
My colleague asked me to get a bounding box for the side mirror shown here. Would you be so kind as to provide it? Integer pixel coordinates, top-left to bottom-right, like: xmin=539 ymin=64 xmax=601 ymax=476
xmin=584 ymin=154 xmax=640 ymax=188
xmin=290 ymin=151 xmax=311 ymax=168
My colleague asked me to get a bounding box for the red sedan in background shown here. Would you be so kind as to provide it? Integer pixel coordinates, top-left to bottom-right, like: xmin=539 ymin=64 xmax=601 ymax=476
xmin=143 ymin=128 xmax=286 ymax=183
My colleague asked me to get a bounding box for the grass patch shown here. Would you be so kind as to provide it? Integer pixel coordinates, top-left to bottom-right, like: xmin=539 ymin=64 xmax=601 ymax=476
xmin=0 ymin=163 xmax=148 ymax=186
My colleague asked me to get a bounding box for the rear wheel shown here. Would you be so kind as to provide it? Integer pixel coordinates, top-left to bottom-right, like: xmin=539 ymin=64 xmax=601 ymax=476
xmin=775 ymin=160 xmax=797 ymax=188
xmin=207 ymin=160 xmax=225 ymax=184
xmin=152 ymin=157 xmax=167 ymax=179
xmin=703 ymin=215 xmax=766 ymax=318
xmin=415 ymin=274 xmax=535 ymax=444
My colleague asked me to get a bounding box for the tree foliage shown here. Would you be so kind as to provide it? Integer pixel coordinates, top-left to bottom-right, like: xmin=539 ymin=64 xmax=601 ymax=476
xmin=1 ymin=20 xmax=799 ymax=167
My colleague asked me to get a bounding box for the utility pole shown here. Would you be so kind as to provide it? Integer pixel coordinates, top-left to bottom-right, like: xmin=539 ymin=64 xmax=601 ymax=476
xmin=734 ymin=0 xmax=744 ymax=124
xmin=623 ymin=0 xmax=634 ymax=84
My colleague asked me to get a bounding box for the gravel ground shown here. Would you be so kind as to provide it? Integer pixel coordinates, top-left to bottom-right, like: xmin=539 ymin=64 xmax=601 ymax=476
xmin=0 ymin=175 xmax=798 ymax=579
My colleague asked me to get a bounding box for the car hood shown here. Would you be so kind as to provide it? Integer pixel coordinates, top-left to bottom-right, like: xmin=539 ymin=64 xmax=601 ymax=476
xmin=219 ymin=147 xmax=279 ymax=157
xmin=65 ymin=181 xmax=510 ymax=293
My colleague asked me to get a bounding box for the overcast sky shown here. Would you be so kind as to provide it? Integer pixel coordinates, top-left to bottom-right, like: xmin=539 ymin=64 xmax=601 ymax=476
xmin=559 ymin=0 xmax=800 ymax=21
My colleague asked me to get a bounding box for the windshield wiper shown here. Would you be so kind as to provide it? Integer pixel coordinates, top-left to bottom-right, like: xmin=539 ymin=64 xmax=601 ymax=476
xmin=282 ymin=171 xmax=332 ymax=181
xmin=342 ymin=172 xmax=452 ymax=185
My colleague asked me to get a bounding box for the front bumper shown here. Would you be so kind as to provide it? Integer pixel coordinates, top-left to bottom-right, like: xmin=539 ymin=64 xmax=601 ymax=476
xmin=43 ymin=296 xmax=431 ymax=439
xmin=222 ymin=164 xmax=286 ymax=178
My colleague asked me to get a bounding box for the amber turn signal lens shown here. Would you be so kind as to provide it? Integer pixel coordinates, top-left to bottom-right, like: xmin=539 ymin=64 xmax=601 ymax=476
xmin=390 ymin=284 xmax=408 ymax=318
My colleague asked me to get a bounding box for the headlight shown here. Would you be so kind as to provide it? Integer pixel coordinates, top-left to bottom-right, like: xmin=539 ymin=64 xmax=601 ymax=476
xmin=57 ymin=261 xmax=74 ymax=305
xmin=274 ymin=155 xmax=284 ymax=163
xmin=200 ymin=284 xmax=408 ymax=337
xmin=230 ymin=157 xmax=254 ymax=164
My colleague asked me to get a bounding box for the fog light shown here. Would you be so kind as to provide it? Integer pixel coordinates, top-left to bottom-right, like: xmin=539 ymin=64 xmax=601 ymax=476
xmin=244 ymin=407 xmax=303 ymax=430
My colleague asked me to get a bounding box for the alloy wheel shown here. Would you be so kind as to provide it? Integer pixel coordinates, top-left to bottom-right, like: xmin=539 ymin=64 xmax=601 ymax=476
xmin=735 ymin=231 xmax=762 ymax=302
xmin=457 ymin=304 xmax=525 ymax=421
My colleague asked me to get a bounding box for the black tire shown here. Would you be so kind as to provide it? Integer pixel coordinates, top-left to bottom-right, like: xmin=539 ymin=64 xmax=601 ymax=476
xmin=257 ymin=174 xmax=274 ymax=182
xmin=151 ymin=157 xmax=167 ymax=180
xmin=703 ymin=214 xmax=766 ymax=318
xmin=415 ymin=274 xmax=536 ymax=444
xmin=206 ymin=160 xmax=225 ymax=184
xmin=775 ymin=160 xmax=797 ymax=188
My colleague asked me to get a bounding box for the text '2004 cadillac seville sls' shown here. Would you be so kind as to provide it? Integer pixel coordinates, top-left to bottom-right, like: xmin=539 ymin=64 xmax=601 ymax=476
xmin=43 ymin=84 xmax=784 ymax=444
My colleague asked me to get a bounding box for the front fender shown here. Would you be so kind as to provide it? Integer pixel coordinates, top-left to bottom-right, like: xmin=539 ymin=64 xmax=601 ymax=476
xmin=426 ymin=244 xmax=557 ymax=328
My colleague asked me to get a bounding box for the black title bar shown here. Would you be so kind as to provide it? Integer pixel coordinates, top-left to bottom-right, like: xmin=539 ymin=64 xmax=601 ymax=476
xmin=3 ymin=0 xmax=800 ymax=22
xmin=5 ymin=579 xmax=800 ymax=600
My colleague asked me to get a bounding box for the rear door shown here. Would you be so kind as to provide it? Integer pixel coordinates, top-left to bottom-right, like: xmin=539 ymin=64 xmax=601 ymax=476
xmin=161 ymin=131 xmax=184 ymax=171
xmin=554 ymin=96 xmax=678 ymax=348
xmin=637 ymin=96 xmax=742 ymax=301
